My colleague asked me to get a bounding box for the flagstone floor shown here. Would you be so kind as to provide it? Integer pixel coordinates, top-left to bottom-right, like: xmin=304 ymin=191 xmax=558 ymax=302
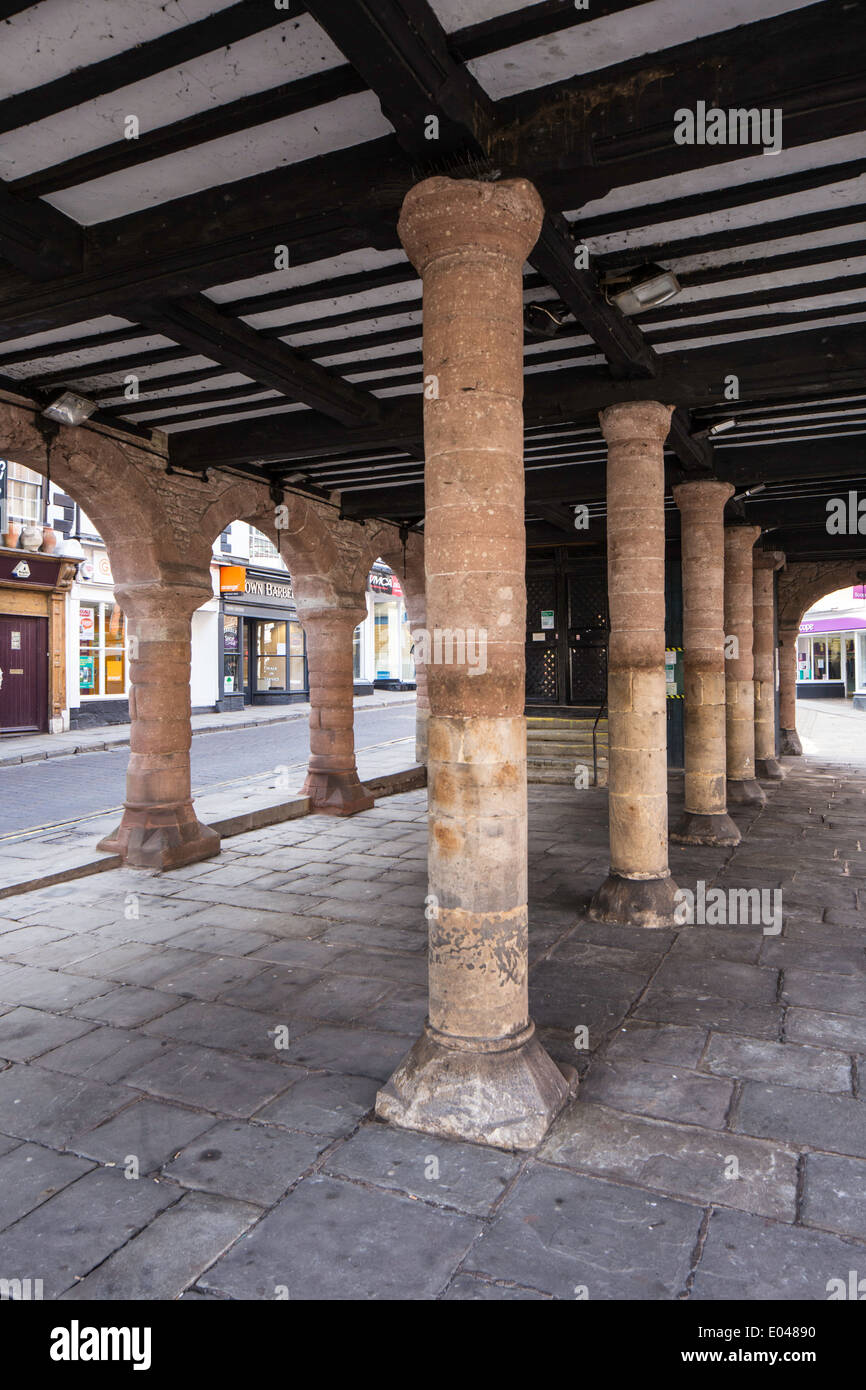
xmin=0 ymin=757 xmax=863 ymax=1300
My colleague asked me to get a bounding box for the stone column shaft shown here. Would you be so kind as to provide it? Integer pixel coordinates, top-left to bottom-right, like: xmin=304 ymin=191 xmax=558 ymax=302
xmin=98 ymin=583 xmax=220 ymax=869
xmin=590 ymin=401 xmax=680 ymax=926
xmin=402 ymin=584 xmax=429 ymax=764
xmin=671 ymin=479 xmax=740 ymax=846
xmin=301 ymin=606 xmax=374 ymax=815
xmin=778 ymin=621 xmax=803 ymax=754
xmin=724 ymin=524 xmax=766 ymax=804
xmin=753 ymin=551 xmax=786 ymax=779
xmin=376 ymin=176 xmax=575 ymax=1150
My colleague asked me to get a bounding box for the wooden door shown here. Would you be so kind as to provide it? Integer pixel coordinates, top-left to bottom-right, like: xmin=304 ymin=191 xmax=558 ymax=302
xmin=0 ymin=615 xmax=48 ymax=733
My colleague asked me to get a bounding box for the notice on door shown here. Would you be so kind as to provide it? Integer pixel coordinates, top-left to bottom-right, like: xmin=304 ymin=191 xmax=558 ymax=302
xmin=540 ymin=610 xmax=554 ymax=630
xmin=10 ymin=631 xmax=20 ymax=650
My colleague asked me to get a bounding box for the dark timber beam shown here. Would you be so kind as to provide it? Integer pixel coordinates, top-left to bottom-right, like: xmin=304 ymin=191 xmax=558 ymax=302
xmin=137 ymin=297 xmax=382 ymax=427
xmin=0 ymin=183 xmax=82 ymax=279
xmin=170 ymin=323 xmax=866 ymax=472
xmin=0 ymin=3 xmax=298 ymax=136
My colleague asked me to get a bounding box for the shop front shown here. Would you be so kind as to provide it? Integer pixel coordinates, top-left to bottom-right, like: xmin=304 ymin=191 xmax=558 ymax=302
xmin=218 ymin=565 xmax=308 ymax=709
xmin=364 ymin=564 xmax=415 ymax=691
xmin=797 ymin=615 xmax=866 ymax=699
xmin=0 ymin=546 xmax=76 ymax=735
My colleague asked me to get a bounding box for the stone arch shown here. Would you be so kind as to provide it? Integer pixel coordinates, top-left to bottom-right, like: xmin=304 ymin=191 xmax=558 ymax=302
xmin=777 ymin=558 xmax=866 ymax=754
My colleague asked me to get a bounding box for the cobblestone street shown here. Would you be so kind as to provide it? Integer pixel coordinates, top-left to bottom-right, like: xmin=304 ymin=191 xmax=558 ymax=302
xmin=0 ymin=751 xmax=863 ymax=1300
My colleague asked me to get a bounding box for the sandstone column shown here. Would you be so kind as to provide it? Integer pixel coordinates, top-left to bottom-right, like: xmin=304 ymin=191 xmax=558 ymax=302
xmin=98 ymin=582 xmax=220 ymax=869
xmin=376 ymin=176 xmax=575 ymax=1149
xmin=671 ymin=479 xmax=740 ymax=846
xmin=589 ymin=401 xmax=680 ymax=927
xmin=778 ymin=621 xmax=803 ymax=754
xmin=402 ymin=571 xmax=429 ymax=764
xmin=300 ymin=603 xmax=375 ymax=815
xmin=724 ymin=523 xmax=766 ymax=804
xmin=753 ymin=550 xmax=786 ymax=779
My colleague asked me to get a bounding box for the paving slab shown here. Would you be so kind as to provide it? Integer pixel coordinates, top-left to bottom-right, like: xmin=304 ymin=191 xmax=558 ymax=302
xmin=0 ymin=1142 xmax=95 ymax=1233
xmin=0 ymin=1166 xmax=178 ymax=1298
xmin=539 ymin=1100 xmax=798 ymax=1221
xmin=163 ymin=1119 xmax=329 ymax=1206
xmin=122 ymin=1043 xmax=298 ymax=1118
xmin=467 ymin=1165 xmax=702 ymax=1301
xmin=199 ymin=1174 xmax=481 ymax=1301
xmin=0 ymin=1063 xmax=130 ymax=1147
xmin=691 ymin=1208 xmax=866 ymax=1301
xmin=734 ymin=1080 xmax=866 ymax=1157
xmin=801 ymin=1152 xmax=866 ymax=1238
xmin=579 ymin=1058 xmax=734 ymax=1129
xmin=702 ymin=1033 xmax=853 ymax=1093
xmin=254 ymin=1071 xmax=378 ymax=1138
xmin=0 ymin=1007 xmax=95 ymax=1062
xmin=68 ymin=1098 xmax=217 ymax=1173
xmin=324 ymin=1123 xmax=521 ymax=1215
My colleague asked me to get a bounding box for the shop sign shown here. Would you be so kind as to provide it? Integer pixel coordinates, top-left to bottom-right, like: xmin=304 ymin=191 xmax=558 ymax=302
xmin=220 ymin=566 xmax=246 ymax=593
xmin=0 ymin=552 xmax=62 ymax=587
xmin=245 ymin=578 xmax=293 ymax=599
xmin=369 ymin=569 xmax=403 ymax=596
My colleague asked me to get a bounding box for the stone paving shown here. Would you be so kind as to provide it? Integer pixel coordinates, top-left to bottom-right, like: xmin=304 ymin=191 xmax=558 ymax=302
xmin=0 ymin=754 xmax=863 ymax=1300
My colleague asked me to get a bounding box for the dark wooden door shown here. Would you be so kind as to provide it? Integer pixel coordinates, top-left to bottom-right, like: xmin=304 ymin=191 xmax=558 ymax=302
xmin=0 ymin=615 xmax=48 ymax=734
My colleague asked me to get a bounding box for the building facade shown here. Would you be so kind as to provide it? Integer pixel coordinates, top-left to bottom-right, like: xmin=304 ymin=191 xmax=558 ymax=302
xmin=796 ymin=586 xmax=866 ymax=700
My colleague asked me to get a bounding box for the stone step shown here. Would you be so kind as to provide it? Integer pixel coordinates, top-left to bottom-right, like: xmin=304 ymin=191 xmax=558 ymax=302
xmin=527 ymin=762 xmax=608 ymax=785
xmin=527 ymin=742 xmax=607 ymax=759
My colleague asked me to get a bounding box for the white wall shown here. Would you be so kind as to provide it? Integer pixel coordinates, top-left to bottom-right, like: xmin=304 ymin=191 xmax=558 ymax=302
xmin=191 ymin=606 xmax=219 ymax=709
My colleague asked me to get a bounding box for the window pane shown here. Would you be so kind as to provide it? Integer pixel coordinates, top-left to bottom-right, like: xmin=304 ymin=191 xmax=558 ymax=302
xmin=257 ymin=655 xmax=286 ymax=690
xmin=223 ymin=614 xmax=239 ymax=651
xmin=812 ymin=639 xmax=826 ymax=677
xmin=289 ymin=655 xmax=305 ymax=691
xmin=828 ymin=636 xmax=842 ymax=680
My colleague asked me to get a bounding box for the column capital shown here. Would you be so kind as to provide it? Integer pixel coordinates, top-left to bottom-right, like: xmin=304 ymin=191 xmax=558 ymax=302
xmin=599 ymin=400 xmax=673 ymax=444
xmin=673 ymin=478 xmax=734 ymax=512
xmin=753 ymin=548 xmax=786 ymax=571
xmin=113 ymin=578 xmax=212 ymax=623
xmin=724 ymin=522 xmax=762 ymax=553
xmin=398 ymin=176 xmax=544 ymax=274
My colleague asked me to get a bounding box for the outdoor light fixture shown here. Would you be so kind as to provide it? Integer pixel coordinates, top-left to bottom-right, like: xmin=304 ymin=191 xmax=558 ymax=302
xmin=693 ymin=418 xmax=737 ymax=440
xmin=732 ymin=483 xmax=767 ymax=503
xmin=42 ymin=392 xmax=97 ymax=426
xmin=524 ymin=302 xmax=568 ymax=338
xmin=603 ymin=263 xmax=681 ymax=315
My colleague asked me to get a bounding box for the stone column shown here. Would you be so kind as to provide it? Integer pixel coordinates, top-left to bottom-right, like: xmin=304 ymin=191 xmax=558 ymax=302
xmin=778 ymin=621 xmax=803 ymax=754
xmin=402 ymin=575 xmax=429 ymax=764
xmin=376 ymin=176 xmax=575 ymax=1150
xmin=98 ymin=582 xmax=220 ymax=869
xmin=300 ymin=604 xmax=375 ymax=815
xmin=724 ymin=523 xmax=766 ymax=804
xmin=671 ymin=480 xmax=740 ymax=846
xmin=753 ymin=550 xmax=786 ymax=779
xmin=589 ymin=401 xmax=680 ymax=927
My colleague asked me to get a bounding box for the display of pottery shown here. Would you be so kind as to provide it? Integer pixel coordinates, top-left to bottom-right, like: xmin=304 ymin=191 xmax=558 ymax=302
xmin=19 ymin=523 xmax=43 ymax=551
xmin=3 ymin=520 xmax=20 ymax=549
xmin=40 ymin=526 xmax=58 ymax=552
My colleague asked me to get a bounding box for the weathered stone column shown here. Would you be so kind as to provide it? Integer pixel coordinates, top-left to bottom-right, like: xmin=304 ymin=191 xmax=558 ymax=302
xmin=753 ymin=550 xmax=786 ymax=779
xmin=98 ymin=582 xmax=220 ymax=869
xmin=778 ymin=621 xmax=803 ymax=755
xmin=589 ymin=401 xmax=680 ymax=927
xmin=671 ymin=479 xmax=741 ymax=846
xmin=402 ymin=571 xmax=429 ymax=764
xmin=724 ymin=523 xmax=767 ymax=804
xmin=300 ymin=604 xmax=375 ymax=815
xmin=376 ymin=176 xmax=575 ymax=1149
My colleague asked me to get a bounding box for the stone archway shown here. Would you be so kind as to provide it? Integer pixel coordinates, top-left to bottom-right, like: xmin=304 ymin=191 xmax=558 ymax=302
xmin=777 ymin=559 xmax=866 ymax=754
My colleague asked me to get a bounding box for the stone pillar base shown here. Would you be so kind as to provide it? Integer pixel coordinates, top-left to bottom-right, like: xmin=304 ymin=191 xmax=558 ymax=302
xmin=780 ymin=728 xmax=803 ymax=756
xmin=756 ymin=757 xmax=786 ymax=781
xmin=726 ymin=778 xmax=767 ymax=805
xmin=671 ymin=810 xmax=741 ymax=847
xmin=98 ymin=802 xmax=220 ymax=870
xmin=375 ymin=1021 xmax=577 ymax=1152
xmin=301 ymin=768 xmax=375 ymax=816
xmin=589 ymin=872 xmax=682 ymax=928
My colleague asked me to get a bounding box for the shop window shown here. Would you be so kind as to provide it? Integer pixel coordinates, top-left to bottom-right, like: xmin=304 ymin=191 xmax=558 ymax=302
xmin=812 ymin=638 xmax=827 ymax=680
xmin=827 ymin=636 xmax=842 ymax=681
xmin=257 ymin=620 xmax=287 ymax=690
xmin=353 ymin=624 xmax=362 ymax=680
xmin=80 ymin=601 xmax=127 ymax=698
xmin=223 ymin=614 xmax=240 ymax=694
xmin=288 ymin=621 xmax=306 ymax=691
